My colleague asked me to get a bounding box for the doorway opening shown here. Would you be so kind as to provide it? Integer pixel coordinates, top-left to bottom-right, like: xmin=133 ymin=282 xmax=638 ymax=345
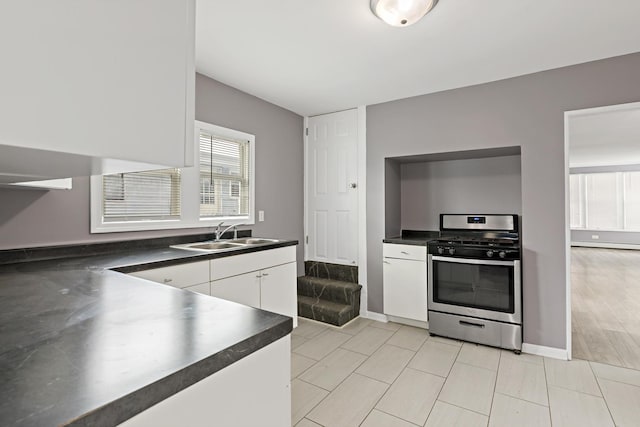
xmin=565 ymin=101 xmax=640 ymax=369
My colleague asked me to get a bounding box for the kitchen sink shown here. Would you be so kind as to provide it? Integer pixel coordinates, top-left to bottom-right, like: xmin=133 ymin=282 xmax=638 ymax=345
xmin=187 ymin=242 xmax=245 ymax=250
xmin=229 ymin=238 xmax=280 ymax=245
xmin=171 ymin=241 xmax=245 ymax=252
xmin=171 ymin=238 xmax=280 ymax=252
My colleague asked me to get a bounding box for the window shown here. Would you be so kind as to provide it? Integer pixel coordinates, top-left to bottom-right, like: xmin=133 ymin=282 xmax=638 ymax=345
xmin=91 ymin=121 xmax=255 ymax=233
xmin=570 ymin=171 xmax=640 ymax=231
xmin=198 ymin=130 xmax=250 ymax=218
xmin=102 ymin=169 xmax=181 ymax=222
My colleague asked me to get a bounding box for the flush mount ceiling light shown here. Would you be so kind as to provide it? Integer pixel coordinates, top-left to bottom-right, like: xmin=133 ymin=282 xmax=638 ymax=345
xmin=370 ymin=0 xmax=438 ymax=27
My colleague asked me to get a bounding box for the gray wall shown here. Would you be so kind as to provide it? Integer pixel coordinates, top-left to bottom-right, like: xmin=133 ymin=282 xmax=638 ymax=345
xmin=367 ymin=52 xmax=640 ymax=350
xmin=399 ymin=155 xmax=522 ymax=231
xmin=0 ymin=74 xmax=305 ymax=273
xmin=384 ymin=159 xmax=402 ymax=238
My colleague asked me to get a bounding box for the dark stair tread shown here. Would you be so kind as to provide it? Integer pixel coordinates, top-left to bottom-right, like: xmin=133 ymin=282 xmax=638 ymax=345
xmin=297 ymin=295 xmax=357 ymax=327
xmin=297 ymin=276 xmax=362 ymax=305
xmin=297 ymin=276 xmax=362 ymax=291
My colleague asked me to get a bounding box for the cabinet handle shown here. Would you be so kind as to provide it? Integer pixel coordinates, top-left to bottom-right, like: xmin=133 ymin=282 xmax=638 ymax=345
xmin=383 ymin=260 xmax=390 ymax=264
xmin=163 ymin=278 xmax=173 ymax=283
xmin=256 ymin=274 xmax=262 ymax=278
xmin=401 ymin=251 xmax=410 ymax=255
xmin=262 ymin=273 xmax=269 ymax=277
xmin=459 ymin=320 xmax=485 ymax=328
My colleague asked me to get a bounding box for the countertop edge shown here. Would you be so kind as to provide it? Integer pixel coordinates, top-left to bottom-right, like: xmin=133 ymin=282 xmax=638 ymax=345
xmin=71 ymin=317 xmax=293 ymax=427
xmin=113 ymin=240 xmax=298 ymax=273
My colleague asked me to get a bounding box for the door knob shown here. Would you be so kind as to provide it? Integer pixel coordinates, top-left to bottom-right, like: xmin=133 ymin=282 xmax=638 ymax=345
xmin=350 ymin=183 xmax=357 ymax=189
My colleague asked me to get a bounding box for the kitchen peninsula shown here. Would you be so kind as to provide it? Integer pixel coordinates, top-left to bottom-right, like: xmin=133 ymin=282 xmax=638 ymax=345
xmin=0 ymin=236 xmax=297 ymax=426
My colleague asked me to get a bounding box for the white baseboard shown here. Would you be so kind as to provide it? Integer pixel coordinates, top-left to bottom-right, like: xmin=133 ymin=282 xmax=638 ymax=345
xmin=362 ymin=311 xmax=388 ymax=323
xmin=386 ymin=315 xmax=428 ymax=329
xmin=522 ymin=343 xmax=568 ymax=360
xmin=572 ymin=241 xmax=640 ymax=250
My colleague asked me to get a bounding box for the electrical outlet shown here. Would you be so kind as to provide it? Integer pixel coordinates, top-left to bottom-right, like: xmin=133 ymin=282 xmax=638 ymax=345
xmin=258 ymin=210 xmax=264 ymax=222
xmin=591 ymin=234 xmax=599 ymax=240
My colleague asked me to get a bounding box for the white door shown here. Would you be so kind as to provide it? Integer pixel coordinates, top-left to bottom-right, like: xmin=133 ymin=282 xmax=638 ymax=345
xmin=306 ymin=109 xmax=358 ymax=265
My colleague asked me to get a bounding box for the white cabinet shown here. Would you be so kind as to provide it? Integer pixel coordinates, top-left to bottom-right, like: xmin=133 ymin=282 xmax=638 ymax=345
xmin=210 ymin=272 xmax=261 ymax=308
xmin=211 ymin=246 xmax=298 ymax=327
xmin=129 ymin=260 xmax=209 ymax=294
xmin=383 ymin=243 xmax=428 ymax=326
xmin=119 ymin=335 xmax=291 ymax=427
xmin=183 ymin=282 xmax=211 ymax=296
xmin=0 ymin=0 xmax=195 ymax=184
xmin=260 ymin=263 xmax=298 ymax=325
xmin=128 ymin=246 xmax=298 ymax=326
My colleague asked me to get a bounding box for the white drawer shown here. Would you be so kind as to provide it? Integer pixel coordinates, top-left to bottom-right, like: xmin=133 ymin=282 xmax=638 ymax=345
xmin=383 ymin=243 xmax=426 ymax=261
xmin=211 ymin=246 xmax=296 ymax=280
xmin=184 ymin=282 xmax=211 ymax=296
xmin=129 ymin=260 xmax=210 ymax=289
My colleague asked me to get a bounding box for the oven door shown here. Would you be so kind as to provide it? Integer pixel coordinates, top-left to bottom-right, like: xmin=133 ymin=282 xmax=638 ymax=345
xmin=428 ymin=255 xmax=521 ymax=324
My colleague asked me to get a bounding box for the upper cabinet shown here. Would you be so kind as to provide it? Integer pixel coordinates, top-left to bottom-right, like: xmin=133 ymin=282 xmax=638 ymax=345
xmin=0 ymin=0 xmax=195 ymax=184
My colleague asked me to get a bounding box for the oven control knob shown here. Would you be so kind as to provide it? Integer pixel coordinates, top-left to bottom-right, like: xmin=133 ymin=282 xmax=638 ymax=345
xmin=437 ymin=247 xmax=444 ymax=255
xmin=499 ymin=251 xmax=507 ymax=259
xmin=486 ymin=250 xmax=494 ymax=258
xmin=448 ymin=248 xmax=455 ymax=255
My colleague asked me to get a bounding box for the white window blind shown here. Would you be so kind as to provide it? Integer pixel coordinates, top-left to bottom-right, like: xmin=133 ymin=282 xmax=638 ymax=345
xmin=585 ymin=173 xmax=619 ymax=230
xmin=624 ymin=171 xmax=640 ymax=230
xmin=91 ymin=121 xmax=255 ymax=233
xmin=102 ymin=169 xmax=181 ymax=222
xmin=569 ymin=174 xmax=585 ymax=228
xmin=199 ymin=131 xmax=250 ymax=218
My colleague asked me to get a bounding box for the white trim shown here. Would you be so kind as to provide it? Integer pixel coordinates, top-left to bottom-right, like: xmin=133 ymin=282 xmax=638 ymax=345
xmin=564 ymin=109 xmax=573 ymax=361
xmin=362 ymin=311 xmax=389 ymax=323
xmin=91 ymin=121 xmax=255 ymax=233
xmin=386 ymin=315 xmax=427 ymax=329
xmin=303 ymin=116 xmax=309 ymax=260
xmin=357 ymin=105 xmax=368 ymax=316
xmin=522 ymin=343 xmax=569 ymax=360
xmin=564 ymin=101 xmax=640 ymax=362
xmin=571 ymin=241 xmax=640 ymax=250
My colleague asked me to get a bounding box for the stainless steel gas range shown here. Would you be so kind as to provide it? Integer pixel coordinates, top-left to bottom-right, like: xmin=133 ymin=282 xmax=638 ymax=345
xmin=427 ymin=214 xmax=522 ymax=353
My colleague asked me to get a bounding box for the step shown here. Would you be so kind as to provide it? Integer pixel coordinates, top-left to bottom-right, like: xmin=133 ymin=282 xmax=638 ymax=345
xmin=297 ymin=295 xmax=358 ymax=327
xmin=297 ymin=276 xmax=362 ymax=305
xmin=305 ymin=261 xmax=358 ymax=284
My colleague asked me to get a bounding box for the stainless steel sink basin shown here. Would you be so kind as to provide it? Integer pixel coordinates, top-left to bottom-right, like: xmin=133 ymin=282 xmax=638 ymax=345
xmin=171 ymin=237 xmax=280 ymax=252
xmin=229 ymin=238 xmax=280 ymax=245
xmin=171 ymin=241 xmax=246 ymax=252
xmin=189 ymin=242 xmax=245 ymax=250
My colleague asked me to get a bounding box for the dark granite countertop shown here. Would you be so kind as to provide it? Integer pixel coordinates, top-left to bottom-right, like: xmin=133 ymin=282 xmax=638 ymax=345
xmin=383 ymin=230 xmax=440 ymax=246
xmin=0 ymin=237 xmax=297 ymax=427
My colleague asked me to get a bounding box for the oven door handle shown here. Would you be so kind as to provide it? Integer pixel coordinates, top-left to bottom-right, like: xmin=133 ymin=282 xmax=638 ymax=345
xmin=431 ymin=256 xmax=517 ymax=267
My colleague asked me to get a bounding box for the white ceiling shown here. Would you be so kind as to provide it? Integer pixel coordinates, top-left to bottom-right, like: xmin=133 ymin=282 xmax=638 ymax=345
xmin=196 ymin=0 xmax=640 ymax=117
xmin=569 ymin=104 xmax=640 ymax=168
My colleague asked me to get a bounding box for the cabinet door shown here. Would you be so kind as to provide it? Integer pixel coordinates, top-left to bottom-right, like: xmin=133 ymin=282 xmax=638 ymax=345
xmin=184 ymin=282 xmax=210 ymax=296
xmin=0 ymin=0 xmax=195 ymax=180
xmin=210 ymin=246 xmax=296 ymax=281
xmin=210 ymin=272 xmax=260 ymax=308
xmin=260 ymin=262 xmax=298 ymax=327
xmin=129 ymin=261 xmax=209 ymax=289
xmin=383 ymin=258 xmax=428 ymax=322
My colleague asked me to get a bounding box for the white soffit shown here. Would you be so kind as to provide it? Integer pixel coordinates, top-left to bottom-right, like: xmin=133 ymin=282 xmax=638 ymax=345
xmin=196 ymin=0 xmax=640 ymax=116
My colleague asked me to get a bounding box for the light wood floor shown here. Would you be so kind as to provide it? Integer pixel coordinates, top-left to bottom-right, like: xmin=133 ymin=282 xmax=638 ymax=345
xmin=572 ymin=247 xmax=640 ymax=369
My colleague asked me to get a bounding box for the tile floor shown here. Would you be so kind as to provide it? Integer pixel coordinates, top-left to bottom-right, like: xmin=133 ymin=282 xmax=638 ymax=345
xmin=291 ymin=317 xmax=640 ymax=427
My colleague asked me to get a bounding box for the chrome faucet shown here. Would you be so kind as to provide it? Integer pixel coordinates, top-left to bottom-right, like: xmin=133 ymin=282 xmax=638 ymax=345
xmin=215 ymin=222 xmax=241 ymax=241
